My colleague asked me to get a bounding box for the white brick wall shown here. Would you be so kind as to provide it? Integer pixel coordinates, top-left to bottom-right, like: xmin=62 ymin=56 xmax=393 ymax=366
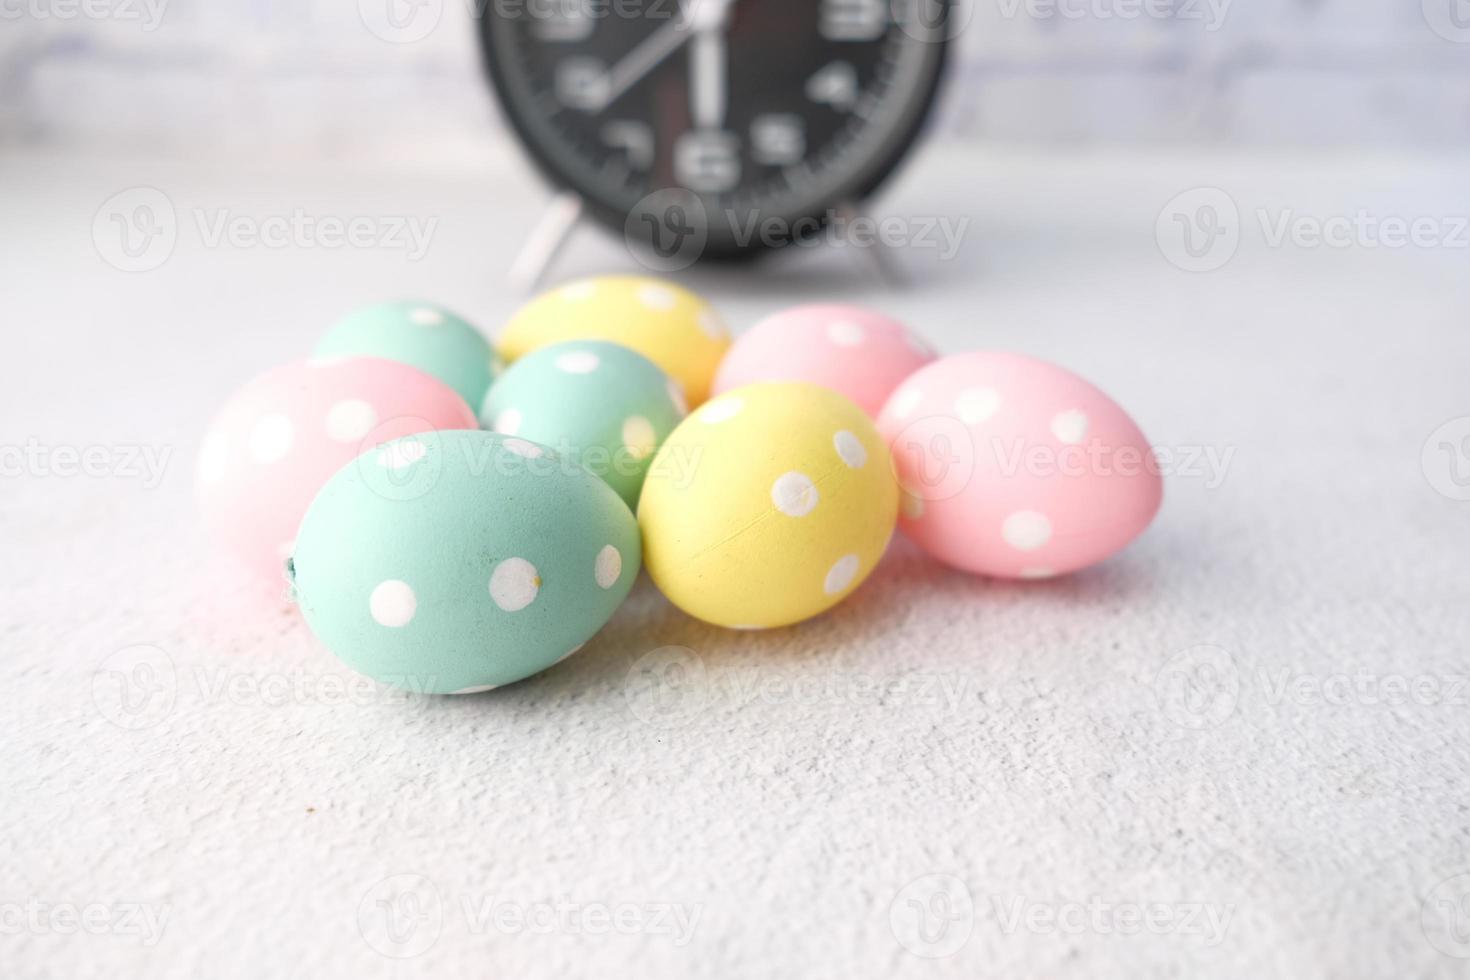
xmin=2 ymin=0 xmax=1468 ymax=150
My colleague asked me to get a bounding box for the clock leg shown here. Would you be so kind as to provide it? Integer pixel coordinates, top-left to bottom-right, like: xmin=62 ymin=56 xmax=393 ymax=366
xmin=509 ymin=192 xmax=585 ymax=293
xmin=834 ymin=200 xmax=909 ymax=290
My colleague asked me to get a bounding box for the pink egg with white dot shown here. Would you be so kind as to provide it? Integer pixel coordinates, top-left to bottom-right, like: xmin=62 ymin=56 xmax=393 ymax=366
xmin=712 ymin=304 xmax=936 ymax=417
xmin=196 ymin=358 xmax=478 ymax=583
xmin=877 ymin=352 xmax=1162 ymax=580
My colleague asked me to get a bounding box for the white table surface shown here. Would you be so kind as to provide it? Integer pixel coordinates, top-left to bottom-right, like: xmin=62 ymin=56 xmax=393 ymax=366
xmin=4 ymin=143 xmax=1470 ymax=980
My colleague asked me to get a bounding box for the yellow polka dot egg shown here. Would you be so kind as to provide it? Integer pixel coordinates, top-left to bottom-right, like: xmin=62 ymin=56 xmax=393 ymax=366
xmin=639 ymin=383 xmax=898 ymax=630
xmin=497 ymin=276 xmax=730 ymax=406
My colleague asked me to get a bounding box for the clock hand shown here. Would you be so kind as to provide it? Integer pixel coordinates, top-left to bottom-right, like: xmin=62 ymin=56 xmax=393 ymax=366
xmin=586 ymin=0 xmax=733 ymax=113
xmin=689 ymin=0 xmax=733 ymax=129
xmin=684 ymin=0 xmax=735 ymax=32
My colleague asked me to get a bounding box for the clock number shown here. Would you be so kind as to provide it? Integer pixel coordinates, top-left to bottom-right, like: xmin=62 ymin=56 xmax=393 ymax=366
xmin=556 ymin=57 xmax=610 ymax=112
xmin=750 ymin=114 xmax=806 ymax=167
xmin=602 ymin=121 xmax=655 ymax=170
xmin=675 ymin=130 xmax=742 ymax=194
xmin=820 ymin=0 xmax=890 ymax=41
xmin=806 ymin=62 xmax=860 ymax=112
xmin=531 ymin=0 xmax=596 ymax=42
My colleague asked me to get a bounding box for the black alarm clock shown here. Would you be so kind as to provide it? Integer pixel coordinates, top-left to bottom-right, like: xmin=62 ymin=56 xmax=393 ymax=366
xmin=479 ymin=0 xmax=952 ymax=262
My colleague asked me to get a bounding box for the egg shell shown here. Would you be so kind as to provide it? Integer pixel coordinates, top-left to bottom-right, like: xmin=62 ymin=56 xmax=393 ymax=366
xmin=290 ymin=430 xmax=641 ymax=693
xmin=196 ymin=358 xmax=477 ymax=583
xmin=497 ymin=276 xmax=730 ymax=406
xmin=713 ymin=304 xmax=937 ymax=417
xmin=876 ymin=351 xmax=1163 ymax=580
xmin=639 ymin=382 xmax=898 ymax=630
xmin=480 ymin=340 xmax=687 ymax=510
xmin=316 ymin=301 xmax=503 ymax=409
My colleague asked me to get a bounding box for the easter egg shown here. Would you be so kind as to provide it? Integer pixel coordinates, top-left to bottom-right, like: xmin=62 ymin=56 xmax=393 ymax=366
xmin=316 ymin=301 xmax=503 ymax=409
xmin=713 ymin=304 xmax=936 ymax=417
xmin=876 ymin=352 xmax=1163 ymax=580
xmin=480 ymin=340 xmax=686 ymax=509
xmin=196 ymin=358 xmax=477 ymax=583
xmin=639 ymin=382 xmax=898 ymax=630
xmin=497 ymin=276 xmax=729 ymax=406
xmin=290 ymin=430 xmax=640 ymax=693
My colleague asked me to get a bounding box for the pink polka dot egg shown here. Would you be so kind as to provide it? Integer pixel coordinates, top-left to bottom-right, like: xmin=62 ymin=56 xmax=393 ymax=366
xmin=713 ymin=303 xmax=936 ymax=417
xmin=196 ymin=357 xmax=477 ymax=583
xmin=877 ymin=352 xmax=1162 ymax=580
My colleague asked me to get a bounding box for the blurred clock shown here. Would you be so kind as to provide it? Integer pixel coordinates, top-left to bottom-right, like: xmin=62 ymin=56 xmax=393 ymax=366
xmin=479 ymin=0 xmax=952 ymax=259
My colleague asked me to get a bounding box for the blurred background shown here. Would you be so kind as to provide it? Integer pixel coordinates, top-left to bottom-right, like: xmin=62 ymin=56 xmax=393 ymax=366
xmin=6 ymin=7 xmax=1470 ymax=979
xmin=3 ymin=0 xmax=1467 ymax=156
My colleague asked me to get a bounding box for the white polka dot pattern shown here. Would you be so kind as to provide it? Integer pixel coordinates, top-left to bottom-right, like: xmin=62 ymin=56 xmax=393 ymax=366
xmin=824 ymin=554 xmax=861 ymax=595
xmin=493 ymin=409 xmax=523 ymax=436
xmin=834 ymin=430 xmax=868 ymax=469
xmin=638 ymin=285 xmax=677 ymax=311
xmin=954 ymin=387 xmax=1001 ymax=425
xmin=595 ymin=545 xmax=622 ymax=589
xmin=622 ymin=416 xmax=657 ymax=461
xmin=771 ymin=471 xmax=819 ymax=517
xmin=1002 ymin=511 xmax=1053 ymax=552
xmin=501 ymin=438 xmax=544 ymax=459
xmin=1051 ymin=409 xmax=1089 ymax=445
xmin=325 ymin=399 xmax=377 ymax=443
xmin=700 ymin=396 xmax=743 ymax=424
xmin=889 ymin=388 xmax=922 ymax=420
xmin=377 ymin=440 xmax=428 ymax=470
xmin=370 ymin=580 xmax=417 ymax=627
xmin=489 ymin=558 xmax=540 ymax=612
xmin=667 ymin=379 xmax=689 ymax=416
xmin=555 ymin=351 xmax=601 ymax=374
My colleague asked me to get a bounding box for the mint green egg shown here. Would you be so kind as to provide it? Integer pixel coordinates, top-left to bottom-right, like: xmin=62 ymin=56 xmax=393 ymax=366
xmin=317 ymin=302 xmax=503 ymax=410
xmin=290 ymin=430 xmax=639 ymax=694
xmin=479 ymin=340 xmax=686 ymax=509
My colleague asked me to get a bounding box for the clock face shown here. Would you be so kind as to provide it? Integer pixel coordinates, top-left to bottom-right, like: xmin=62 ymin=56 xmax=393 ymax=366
xmin=480 ymin=0 xmax=950 ymax=258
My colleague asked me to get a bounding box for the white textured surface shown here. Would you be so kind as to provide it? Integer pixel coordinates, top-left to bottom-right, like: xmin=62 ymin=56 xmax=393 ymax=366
xmin=4 ymin=145 xmax=1470 ymax=979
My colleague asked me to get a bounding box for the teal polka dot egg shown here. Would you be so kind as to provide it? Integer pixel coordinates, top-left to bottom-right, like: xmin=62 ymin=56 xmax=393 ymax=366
xmin=290 ymin=430 xmax=639 ymax=694
xmin=317 ymin=301 xmax=503 ymax=410
xmin=479 ymin=340 xmax=687 ymax=509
